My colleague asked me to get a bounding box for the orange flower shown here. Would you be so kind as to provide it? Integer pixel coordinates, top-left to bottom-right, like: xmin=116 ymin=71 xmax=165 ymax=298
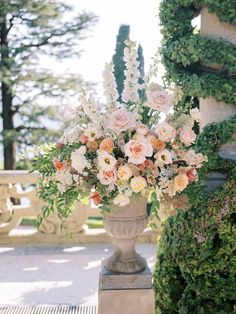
xmin=53 ymin=159 xmax=67 ymax=172
xmin=99 ymin=138 xmax=114 ymax=153
xmin=86 ymin=140 xmax=99 ymax=151
xmin=55 ymin=142 xmax=64 ymax=149
xmin=174 ymin=174 xmax=189 ymax=192
xmin=79 ymin=134 xmax=88 ymax=144
xmin=90 ymin=192 xmax=103 ymax=206
xmin=147 ymin=135 xmax=166 ymax=151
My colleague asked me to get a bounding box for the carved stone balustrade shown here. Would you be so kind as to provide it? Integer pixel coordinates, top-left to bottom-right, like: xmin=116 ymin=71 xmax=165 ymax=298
xmin=0 ymin=170 xmax=161 ymax=244
xmin=0 ymin=170 xmax=101 ymax=235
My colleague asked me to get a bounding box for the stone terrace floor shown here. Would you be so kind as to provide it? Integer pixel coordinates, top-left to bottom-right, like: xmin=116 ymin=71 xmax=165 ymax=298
xmin=0 ymin=244 xmax=156 ymax=306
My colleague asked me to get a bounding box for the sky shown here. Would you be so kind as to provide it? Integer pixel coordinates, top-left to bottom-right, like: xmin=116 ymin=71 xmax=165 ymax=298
xmin=42 ymin=0 xmax=162 ymax=90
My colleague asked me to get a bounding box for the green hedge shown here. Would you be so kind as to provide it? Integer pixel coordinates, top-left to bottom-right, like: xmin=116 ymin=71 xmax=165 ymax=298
xmin=154 ymin=179 xmax=236 ymax=314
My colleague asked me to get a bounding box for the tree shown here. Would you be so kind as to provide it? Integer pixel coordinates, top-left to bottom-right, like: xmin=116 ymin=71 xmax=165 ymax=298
xmin=112 ymin=25 xmax=145 ymax=103
xmin=0 ymin=0 xmax=97 ymax=169
xmin=112 ymin=25 xmax=130 ymax=103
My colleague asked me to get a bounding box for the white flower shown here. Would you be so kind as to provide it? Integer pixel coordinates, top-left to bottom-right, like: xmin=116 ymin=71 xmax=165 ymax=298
xmin=155 ymin=122 xmax=176 ymax=142
xmin=190 ymin=108 xmax=201 ymax=122
xmin=71 ymin=146 xmax=90 ymax=173
xmin=103 ymin=62 xmax=119 ymax=110
xmin=57 ymin=170 xmax=73 ymax=187
xmin=84 ymin=127 xmax=100 ymax=141
xmin=113 ymin=194 xmax=130 ymax=206
xmin=122 ymin=40 xmax=141 ymax=103
xmin=97 ymin=151 xmax=117 ymax=170
xmin=155 ymin=149 xmax=173 ymax=167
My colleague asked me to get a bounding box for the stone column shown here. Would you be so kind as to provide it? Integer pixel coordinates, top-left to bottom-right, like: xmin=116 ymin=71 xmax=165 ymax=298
xmin=200 ymin=9 xmax=236 ymax=191
xmin=200 ymin=8 xmax=236 ymax=129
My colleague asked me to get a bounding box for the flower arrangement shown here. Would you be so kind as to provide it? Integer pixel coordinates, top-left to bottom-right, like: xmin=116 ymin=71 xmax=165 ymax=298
xmin=33 ymin=40 xmax=207 ymax=225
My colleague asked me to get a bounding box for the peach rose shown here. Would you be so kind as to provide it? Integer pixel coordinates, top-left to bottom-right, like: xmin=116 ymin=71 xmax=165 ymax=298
xmin=99 ymin=138 xmax=114 ymax=153
xmin=179 ymin=126 xmax=196 ymax=146
xmin=117 ymin=165 xmax=132 ymax=181
xmin=113 ymin=194 xmax=130 ymax=206
xmin=107 ymin=108 xmax=136 ymax=134
xmin=130 ymin=176 xmax=147 ymax=193
xmin=124 ymin=140 xmax=153 ymax=165
xmin=174 ymin=174 xmax=189 ymax=192
xmin=97 ymin=168 xmax=117 ymax=185
xmin=146 ymin=90 xmax=173 ymax=113
xmin=147 ymin=135 xmax=166 ymax=151
xmin=155 ymin=122 xmax=176 ymax=142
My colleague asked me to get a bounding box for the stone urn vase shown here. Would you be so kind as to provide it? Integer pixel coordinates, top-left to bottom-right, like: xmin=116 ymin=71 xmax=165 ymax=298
xmin=103 ymin=197 xmax=149 ymax=274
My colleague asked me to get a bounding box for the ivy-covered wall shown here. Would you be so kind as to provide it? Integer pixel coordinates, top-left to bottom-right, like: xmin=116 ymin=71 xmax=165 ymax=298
xmin=154 ymin=1 xmax=236 ymax=313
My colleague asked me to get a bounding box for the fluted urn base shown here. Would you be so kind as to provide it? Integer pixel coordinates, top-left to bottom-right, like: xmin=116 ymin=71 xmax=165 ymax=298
xmin=103 ymin=197 xmax=149 ymax=274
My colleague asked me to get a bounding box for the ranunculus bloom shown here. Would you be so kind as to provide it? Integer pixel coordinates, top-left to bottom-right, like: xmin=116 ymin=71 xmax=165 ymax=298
xmin=174 ymin=174 xmax=189 ymax=192
xmin=79 ymin=134 xmax=88 ymax=144
xmin=99 ymin=138 xmax=114 ymax=153
xmin=124 ymin=140 xmax=153 ymax=165
xmin=185 ymin=167 xmax=197 ymax=183
xmin=98 ymin=151 xmax=117 ymax=170
xmin=97 ymin=168 xmax=117 ymax=185
xmin=55 ymin=142 xmax=64 ymax=149
xmin=145 ymin=90 xmax=173 ymax=113
xmin=107 ymin=108 xmax=136 ymax=134
xmin=117 ymin=165 xmax=132 ymax=181
xmin=179 ymin=126 xmax=196 ymax=146
xmin=113 ymin=194 xmax=130 ymax=206
xmin=147 ymin=135 xmax=166 ymax=151
xmin=139 ymin=159 xmax=155 ymax=172
xmin=90 ymin=191 xmax=102 ymax=206
xmin=130 ymin=176 xmax=147 ymax=193
xmin=53 ymin=159 xmax=67 ymax=172
xmin=86 ymin=140 xmax=99 ymax=151
xmin=155 ymin=122 xmax=176 ymax=142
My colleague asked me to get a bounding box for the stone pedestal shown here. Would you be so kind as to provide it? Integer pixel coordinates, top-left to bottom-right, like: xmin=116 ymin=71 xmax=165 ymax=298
xmin=98 ymin=264 xmax=155 ymax=314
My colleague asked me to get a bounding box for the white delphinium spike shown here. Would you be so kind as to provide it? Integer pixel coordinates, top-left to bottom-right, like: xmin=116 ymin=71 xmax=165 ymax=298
xmin=122 ymin=40 xmax=141 ymax=104
xmin=79 ymin=89 xmax=103 ymax=129
xmin=103 ymin=62 xmax=119 ymax=111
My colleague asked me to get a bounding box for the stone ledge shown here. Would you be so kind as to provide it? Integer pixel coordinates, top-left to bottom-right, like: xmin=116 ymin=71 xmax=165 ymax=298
xmin=0 ymin=226 xmax=159 ymax=245
xmin=99 ymin=262 xmax=153 ymax=290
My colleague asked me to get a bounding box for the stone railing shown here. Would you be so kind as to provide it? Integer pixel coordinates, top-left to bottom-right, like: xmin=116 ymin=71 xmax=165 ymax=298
xmin=0 ymin=170 xmax=163 ymax=244
xmin=0 ymin=170 xmax=102 ymax=235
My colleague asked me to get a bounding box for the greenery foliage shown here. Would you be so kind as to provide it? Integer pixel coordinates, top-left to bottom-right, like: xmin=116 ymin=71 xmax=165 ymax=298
xmin=159 ymin=0 xmax=236 ymax=106
xmin=154 ymin=115 xmax=236 ymax=313
xmin=154 ymin=1 xmax=236 ymax=313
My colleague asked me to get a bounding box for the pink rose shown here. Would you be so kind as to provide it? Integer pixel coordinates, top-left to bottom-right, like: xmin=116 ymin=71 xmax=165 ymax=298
xmin=124 ymin=140 xmax=153 ymax=165
xmin=97 ymin=168 xmax=117 ymax=185
xmin=107 ymin=108 xmax=136 ymax=134
xmin=146 ymin=90 xmax=173 ymax=113
xmin=179 ymin=126 xmax=196 ymax=146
